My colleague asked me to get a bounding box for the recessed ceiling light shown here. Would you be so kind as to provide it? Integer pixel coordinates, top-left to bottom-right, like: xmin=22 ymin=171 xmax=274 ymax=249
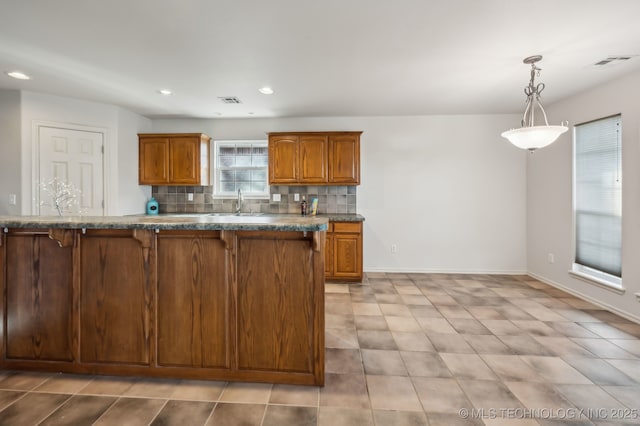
xmin=157 ymin=89 xmax=172 ymax=95
xmin=6 ymin=71 xmax=31 ymax=80
xmin=258 ymin=87 xmax=274 ymax=95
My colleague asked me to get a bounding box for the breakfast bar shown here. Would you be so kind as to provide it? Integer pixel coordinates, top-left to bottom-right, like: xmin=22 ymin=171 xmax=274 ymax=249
xmin=0 ymin=215 xmax=328 ymax=386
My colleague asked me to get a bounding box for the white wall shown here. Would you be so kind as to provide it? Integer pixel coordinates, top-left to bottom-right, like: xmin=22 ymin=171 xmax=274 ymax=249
xmin=528 ymin=70 xmax=640 ymax=322
xmin=0 ymin=90 xmax=22 ymax=215
xmin=116 ymin=108 xmax=152 ymax=215
xmin=18 ymin=91 xmax=150 ymax=215
xmin=153 ymin=114 xmax=527 ymax=274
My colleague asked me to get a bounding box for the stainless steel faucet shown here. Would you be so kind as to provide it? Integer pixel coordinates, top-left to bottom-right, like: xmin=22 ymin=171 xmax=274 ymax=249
xmin=235 ymin=188 xmax=243 ymax=214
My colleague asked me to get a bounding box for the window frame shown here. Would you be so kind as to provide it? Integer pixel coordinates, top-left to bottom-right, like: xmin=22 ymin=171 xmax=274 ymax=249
xmin=212 ymin=139 xmax=269 ymax=199
xmin=570 ymin=114 xmax=624 ymax=292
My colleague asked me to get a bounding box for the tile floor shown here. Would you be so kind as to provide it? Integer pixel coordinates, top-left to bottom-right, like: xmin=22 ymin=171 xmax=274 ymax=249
xmin=0 ymin=273 xmax=639 ymax=425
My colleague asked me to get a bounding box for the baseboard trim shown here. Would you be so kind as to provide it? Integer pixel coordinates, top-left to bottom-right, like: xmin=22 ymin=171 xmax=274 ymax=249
xmin=528 ymin=272 xmax=640 ymax=324
xmin=363 ymin=267 xmax=527 ymax=275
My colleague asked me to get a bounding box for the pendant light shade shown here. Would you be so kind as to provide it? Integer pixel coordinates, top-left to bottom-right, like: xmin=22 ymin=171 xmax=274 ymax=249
xmin=502 ymin=55 xmax=568 ymax=152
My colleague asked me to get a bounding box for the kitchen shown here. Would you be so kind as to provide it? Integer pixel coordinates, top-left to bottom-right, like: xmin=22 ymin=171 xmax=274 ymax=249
xmin=1 ymin=1 xmax=640 ymax=425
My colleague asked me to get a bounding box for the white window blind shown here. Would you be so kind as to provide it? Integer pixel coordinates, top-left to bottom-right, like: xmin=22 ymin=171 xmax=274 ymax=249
xmin=214 ymin=141 xmax=268 ymax=197
xmin=574 ymin=115 xmax=622 ymax=278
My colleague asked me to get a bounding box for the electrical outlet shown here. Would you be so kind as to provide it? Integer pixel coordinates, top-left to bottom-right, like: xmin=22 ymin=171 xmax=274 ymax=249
xmin=548 ymin=253 xmax=555 ymax=263
xmin=8 ymin=194 xmax=17 ymax=205
xmin=294 ymin=193 xmax=300 ymax=201
xmin=187 ymin=193 xmax=194 ymax=201
xmin=272 ymin=193 xmax=281 ymax=202
xmin=391 ymin=244 xmax=397 ymax=253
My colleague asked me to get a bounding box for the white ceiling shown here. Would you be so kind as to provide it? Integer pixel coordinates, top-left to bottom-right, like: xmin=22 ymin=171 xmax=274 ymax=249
xmin=1 ymin=0 xmax=640 ymax=119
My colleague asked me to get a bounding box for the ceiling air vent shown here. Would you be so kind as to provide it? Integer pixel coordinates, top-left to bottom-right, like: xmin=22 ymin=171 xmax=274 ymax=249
xmin=594 ymin=56 xmax=634 ymax=66
xmin=218 ymin=96 xmax=242 ymax=104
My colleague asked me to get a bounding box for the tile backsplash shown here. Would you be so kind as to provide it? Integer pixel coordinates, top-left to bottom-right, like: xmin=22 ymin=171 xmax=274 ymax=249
xmin=151 ymin=185 xmax=357 ymax=214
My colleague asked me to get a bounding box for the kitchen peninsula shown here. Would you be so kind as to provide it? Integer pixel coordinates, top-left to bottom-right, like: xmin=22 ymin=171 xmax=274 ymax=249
xmin=0 ymin=214 xmax=327 ymax=385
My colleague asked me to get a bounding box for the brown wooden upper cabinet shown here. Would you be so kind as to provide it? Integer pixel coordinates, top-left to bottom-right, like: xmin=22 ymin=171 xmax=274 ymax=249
xmin=139 ymin=133 xmax=211 ymax=185
xmin=269 ymin=131 xmax=361 ymax=185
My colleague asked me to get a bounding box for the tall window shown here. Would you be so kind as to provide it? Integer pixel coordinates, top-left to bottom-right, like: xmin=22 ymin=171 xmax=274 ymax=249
xmin=573 ymin=115 xmax=622 ymax=287
xmin=213 ymin=140 xmax=269 ymax=197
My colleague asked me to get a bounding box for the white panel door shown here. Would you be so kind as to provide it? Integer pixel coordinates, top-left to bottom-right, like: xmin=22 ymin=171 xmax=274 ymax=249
xmin=38 ymin=126 xmax=104 ymax=215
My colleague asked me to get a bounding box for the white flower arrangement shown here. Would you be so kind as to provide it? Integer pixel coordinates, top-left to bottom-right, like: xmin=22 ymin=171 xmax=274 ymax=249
xmin=40 ymin=178 xmax=82 ymax=216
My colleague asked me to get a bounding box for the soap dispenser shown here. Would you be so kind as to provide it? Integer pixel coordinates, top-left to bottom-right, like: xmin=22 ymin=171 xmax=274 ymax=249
xmin=146 ymin=197 xmax=159 ymax=215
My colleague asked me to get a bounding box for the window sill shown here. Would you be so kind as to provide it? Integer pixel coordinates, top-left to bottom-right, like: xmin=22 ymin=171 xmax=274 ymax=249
xmin=568 ymin=270 xmax=626 ymax=295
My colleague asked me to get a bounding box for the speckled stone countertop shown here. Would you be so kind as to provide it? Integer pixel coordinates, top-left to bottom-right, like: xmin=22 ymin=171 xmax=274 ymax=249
xmin=320 ymin=213 xmax=365 ymax=222
xmin=0 ymin=214 xmax=329 ymax=232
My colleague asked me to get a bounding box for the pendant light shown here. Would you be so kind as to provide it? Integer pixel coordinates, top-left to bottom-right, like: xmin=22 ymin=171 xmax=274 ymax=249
xmin=501 ymin=55 xmax=567 ymax=152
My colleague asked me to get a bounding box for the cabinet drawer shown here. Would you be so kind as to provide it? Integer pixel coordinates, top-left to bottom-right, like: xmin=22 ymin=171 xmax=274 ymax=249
xmin=332 ymin=222 xmax=362 ymax=234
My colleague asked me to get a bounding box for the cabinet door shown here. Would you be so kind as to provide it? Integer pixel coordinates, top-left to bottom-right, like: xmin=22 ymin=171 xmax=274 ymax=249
xmin=325 ymin=233 xmax=333 ymax=277
xmin=299 ymin=135 xmax=328 ymax=183
xmin=5 ymin=231 xmax=73 ymax=361
xmin=329 ymin=133 xmax=360 ymax=184
xmin=170 ymin=136 xmax=201 ymax=184
xmin=80 ymin=230 xmax=152 ymax=365
xmin=156 ymin=231 xmax=229 ymax=368
xmin=139 ymin=137 xmax=170 ymax=184
xmin=236 ymin=232 xmax=316 ymax=373
xmin=331 ymin=222 xmax=363 ymax=281
xmin=269 ymin=136 xmax=299 ymax=183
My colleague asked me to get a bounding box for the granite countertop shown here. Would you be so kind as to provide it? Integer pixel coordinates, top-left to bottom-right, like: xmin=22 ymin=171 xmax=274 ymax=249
xmin=0 ymin=214 xmax=329 ymax=232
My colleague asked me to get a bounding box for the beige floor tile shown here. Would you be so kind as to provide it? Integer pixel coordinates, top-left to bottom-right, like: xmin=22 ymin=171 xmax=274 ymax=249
xmin=408 ymin=305 xmax=444 ymax=318
xmin=326 ymin=283 xmax=350 ymax=293
xmin=480 ymin=320 xmax=522 ymax=336
xmin=354 ymin=315 xmax=389 ymax=330
xmin=505 ymin=381 xmax=576 ymax=410
xmin=326 ymin=302 xmax=354 ymax=315
xmin=554 ymin=384 xmax=628 ymax=411
xmin=206 ymin=403 xmax=266 ymax=426
xmin=498 ymin=335 xmax=554 ymax=356
xmin=373 ymin=410 xmax=428 ymax=426
xmin=395 ymin=285 xmax=422 ymax=295
xmin=458 ymin=379 xmax=523 ymax=411
xmin=605 ymin=359 xmax=640 ymax=382
xmin=481 ymin=355 xmax=544 ymax=382
xmin=463 ymin=335 xmax=514 ymax=355
xmin=601 ymin=385 xmax=640 ymax=409
xmin=366 ymin=375 xmax=422 ymax=411
xmin=532 ymin=336 xmax=598 ymax=357
xmin=361 ymin=349 xmax=407 ymax=375
xmin=0 ymin=392 xmax=71 ymax=425
xmin=467 ymin=307 xmax=505 ymax=320
xmin=352 ymin=303 xmax=382 ymax=316
xmin=0 ymin=371 xmax=53 ymax=391
xmin=571 ymin=337 xmax=636 ymax=359
xmin=546 ymin=321 xmax=598 ymax=338
xmin=609 ymin=338 xmax=640 ymax=357
xmin=400 ymin=351 xmax=452 ymax=378
xmin=439 ymin=353 xmax=497 ymax=380
xmin=269 ymin=384 xmax=319 ymax=406
xmin=78 ymin=376 xmax=137 ymax=396
xmin=150 ymin=400 xmax=214 ymax=425
xmin=262 ymin=405 xmax=317 ymax=426
xmin=426 ymin=333 xmax=475 ymax=354
xmin=519 ymin=356 xmax=592 ymax=384
xmin=357 ymin=330 xmax=397 ymax=350
xmin=319 ymin=373 xmax=369 ymax=409
xmin=412 ymin=377 xmax=473 ymax=413
xmin=169 ymin=379 xmax=226 ymax=401
xmin=326 ymin=328 xmax=360 ymax=349
xmin=425 ymin=412 xmax=484 ymax=426
xmin=385 ymin=315 xmax=422 ymax=332
xmin=218 ymin=382 xmax=272 ymax=403
xmin=392 ymin=331 xmax=435 ymax=352
xmin=579 ymin=322 xmax=637 ymax=339
xmin=0 ymin=390 xmax=25 ymax=412
xmin=436 ymin=306 xmax=474 ymax=319
xmin=511 ymin=320 xmax=560 ymax=336
xmin=566 ymin=357 xmax=636 ymax=385
xmin=94 ymin=397 xmax=166 ymax=426
xmin=448 ymin=318 xmax=492 ymax=335
xmin=379 ymin=303 xmax=412 ymax=317
xmin=34 ymin=373 xmax=94 ymax=394
xmin=416 ymin=317 xmax=457 ymax=334
xmin=375 ymin=294 xmax=404 ymax=304
xmin=326 ymin=314 xmax=356 ymax=330
xmin=325 ymin=348 xmax=363 ymax=374
xmin=39 ymin=395 xmax=116 ymax=425
xmin=424 ymin=294 xmax=457 ymax=305
xmin=123 ymin=378 xmax=179 ymax=398
xmin=318 ymin=406 xmax=373 ymax=426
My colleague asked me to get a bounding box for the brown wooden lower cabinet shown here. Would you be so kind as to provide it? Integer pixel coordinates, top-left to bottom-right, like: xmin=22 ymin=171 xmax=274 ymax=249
xmin=0 ymin=227 xmax=324 ymax=385
xmin=325 ymin=221 xmax=363 ymax=282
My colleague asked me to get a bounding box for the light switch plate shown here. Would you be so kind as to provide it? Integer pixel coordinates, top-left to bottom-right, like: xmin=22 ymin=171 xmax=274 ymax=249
xmin=272 ymin=193 xmax=281 ymax=202
xmin=8 ymin=194 xmax=16 ymax=205
xmin=294 ymin=193 xmax=300 ymax=201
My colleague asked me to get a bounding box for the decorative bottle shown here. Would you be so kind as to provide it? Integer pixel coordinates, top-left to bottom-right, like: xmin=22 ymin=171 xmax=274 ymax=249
xmin=301 ymin=196 xmax=307 ymax=216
